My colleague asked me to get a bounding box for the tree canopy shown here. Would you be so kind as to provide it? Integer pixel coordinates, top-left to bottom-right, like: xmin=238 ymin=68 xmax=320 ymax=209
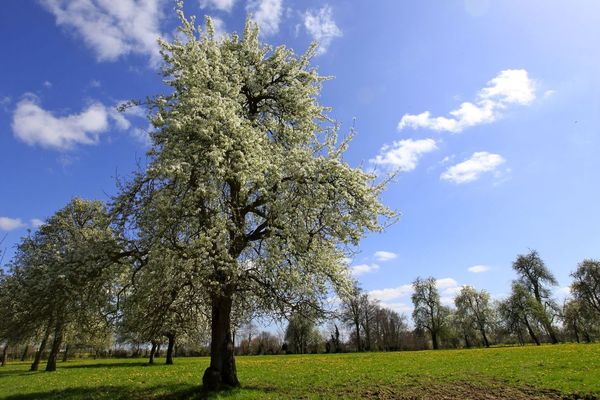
xmin=113 ymin=7 xmax=391 ymax=389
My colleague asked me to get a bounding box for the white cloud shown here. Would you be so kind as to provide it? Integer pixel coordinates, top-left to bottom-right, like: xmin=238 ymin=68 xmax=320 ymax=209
xmin=380 ymin=302 xmax=412 ymax=315
xmin=374 ymin=251 xmax=397 ymax=262
xmin=12 ymin=97 xmax=110 ymax=150
xmin=31 ymin=218 xmax=45 ymax=228
xmin=370 ymin=277 xmax=462 ymax=306
xmin=303 ymin=5 xmax=342 ymax=55
xmin=369 ymin=284 xmax=413 ymax=302
xmin=199 ymin=0 xmax=236 ymax=12
xmin=0 ymin=96 xmax=11 ymax=112
xmin=556 ymin=286 xmax=571 ymax=298
xmin=43 ymin=81 xmax=53 ymax=88
xmin=437 ymin=278 xmax=463 ymax=306
xmin=441 ymin=151 xmax=505 ymax=184
xmin=398 ymin=69 xmax=537 ymax=133
xmin=40 ymin=0 xmax=166 ymax=65
xmin=435 ymin=277 xmax=459 ymax=290
xmin=210 ymin=17 xmax=227 ymax=39
xmin=468 ymin=264 xmax=490 ymax=273
xmin=12 ymin=96 xmax=144 ymax=151
xmin=0 ymin=217 xmax=26 ymax=231
xmin=350 ymin=263 xmax=379 ymax=276
xmin=246 ymin=0 xmax=282 ymax=36
xmin=370 ymin=138 xmax=437 ymax=172
xmin=130 ymin=124 xmax=153 ymax=146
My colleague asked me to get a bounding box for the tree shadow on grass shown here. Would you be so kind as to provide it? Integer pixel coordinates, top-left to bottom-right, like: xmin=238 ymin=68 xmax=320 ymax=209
xmin=0 ymin=369 xmax=34 ymax=378
xmin=60 ymin=361 xmax=150 ymax=370
xmin=3 ymin=384 xmax=278 ymax=400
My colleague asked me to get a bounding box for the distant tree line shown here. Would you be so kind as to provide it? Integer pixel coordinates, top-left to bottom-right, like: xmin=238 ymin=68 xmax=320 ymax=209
xmin=1 ymin=202 xmax=599 ymax=369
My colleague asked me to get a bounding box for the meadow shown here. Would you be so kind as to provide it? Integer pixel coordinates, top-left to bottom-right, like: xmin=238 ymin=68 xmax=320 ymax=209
xmin=0 ymin=343 xmax=598 ymax=399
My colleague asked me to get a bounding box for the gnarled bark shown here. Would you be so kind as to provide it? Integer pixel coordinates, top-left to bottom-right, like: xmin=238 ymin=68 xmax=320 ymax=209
xmin=165 ymin=334 xmax=175 ymax=365
xmin=1 ymin=343 xmax=8 ymax=366
xmin=431 ymin=330 xmax=439 ymax=350
xmin=31 ymin=321 xmax=52 ymax=371
xmin=62 ymin=343 xmax=70 ymax=362
xmin=149 ymin=341 xmax=157 ymax=364
xmin=202 ymin=294 xmax=239 ymax=390
xmin=21 ymin=345 xmax=29 ymax=361
xmin=45 ymin=324 xmax=63 ymax=372
xmin=523 ymin=317 xmax=540 ymax=346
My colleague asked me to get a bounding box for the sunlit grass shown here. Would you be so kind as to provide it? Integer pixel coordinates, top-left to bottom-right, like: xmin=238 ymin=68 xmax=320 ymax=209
xmin=0 ymin=343 xmax=598 ymax=399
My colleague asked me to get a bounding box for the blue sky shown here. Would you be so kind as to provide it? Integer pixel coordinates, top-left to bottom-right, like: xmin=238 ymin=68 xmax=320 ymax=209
xmin=1 ymin=0 xmax=599 ymax=315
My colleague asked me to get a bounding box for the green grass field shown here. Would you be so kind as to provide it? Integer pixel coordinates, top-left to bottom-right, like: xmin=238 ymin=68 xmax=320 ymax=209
xmin=0 ymin=343 xmax=598 ymax=399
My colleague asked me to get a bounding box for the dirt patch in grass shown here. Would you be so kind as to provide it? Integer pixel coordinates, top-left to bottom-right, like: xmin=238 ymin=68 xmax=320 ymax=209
xmin=358 ymin=381 xmax=597 ymax=400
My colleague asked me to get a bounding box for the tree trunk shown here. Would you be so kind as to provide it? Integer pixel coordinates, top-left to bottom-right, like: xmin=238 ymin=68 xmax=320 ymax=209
xmin=364 ymin=311 xmax=371 ymax=351
xmin=62 ymin=344 xmax=70 ymax=362
xmin=149 ymin=341 xmax=157 ymax=364
xmin=31 ymin=322 xmax=52 ymax=371
xmin=539 ymin=313 xmax=559 ymax=344
xmin=21 ymin=345 xmax=29 ymax=361
xmin=480 ymin=328 xmax=490 ymax=348
xmin=202 ymin=294 xmax=239 ymax=390
xmin=572 ymin=323 xmax=580 ymax=343
xmin=156 ymin=343 xmax=161 ymax=358
xmin=523 ymin=318 xmax=540 ymax=346
xmin=464 ymin=334 xmax=471 ymax=349
xmin=354 ymin=319 xmax=362 ymax=352
xmin=165 ymin=334 xmax=175 ymax=365
xmin=545 ymin=322 xmax=559 ymax=344
xmin=517 ymin=329 xmax=525 ymax=346
xmin=1 ymin=343 xmax=8 ymax=366
xmin=431 ymin=330 xmax=439 ymax=350
xmin=45 ymin=324 xmax=64 ymax=372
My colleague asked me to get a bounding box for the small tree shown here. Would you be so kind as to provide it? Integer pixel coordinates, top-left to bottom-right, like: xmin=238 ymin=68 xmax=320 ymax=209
xmin=571 ymin=259 xmax=600 ymax=316
xmin=340 ymin=284 xmax=366 ymax=351
xmin=284 ymin=312 xmax=320 ymax=354
xmin=118 ymin=248 xmax=209 ymax=365
xmin=454 ymin=286 xmax=494 ymax=347
xmin=512 ymin=250 xmax=559 ymax=343
xmin=411 ymin=277 xmax=449 ymax=350
xmin=499 ymin=282 xmax=545 ymax=346
xmin=562 ymin=298 xmax=597 ymax=343
xmin=372 ymin=306 xmax=406 ymax=351
xmin=113 ymin=7 xmax=391 ymax=390
xmin=9 ymin=198 xmax=121 ymax=371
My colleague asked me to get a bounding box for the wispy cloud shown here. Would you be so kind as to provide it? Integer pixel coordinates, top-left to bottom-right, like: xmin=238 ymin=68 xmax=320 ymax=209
xmin=374 ymin=251 xmax=397 ymax=262
xmin=370 ymin=277 xmax=462 ymax=306
xmin=468 ymin=264 xmax=490 ymax=273
xmin=369 ymin=284 xmax=413 ymax=302
xmin=0 ymin=217 xmax=26 ymax=231
xmin=370 ymin=138 xmax=437 ymax=172
xmin=441 ymin=151 xmax=505 ymax=184
xmin=199 ymin=0 xmax=236 ymax=12
xmin=31 ymin=218 xmax=45 ymax=228
xmin=350 ymin=263 xmax=380 ymax=276
xmin=399 ymin=69 xmax=536 ymax=133
xmin=436 ymin=278 xmax=463 ymax=306
xmin=303 ymin=5 xmax=342 ymax=55
xmin=436 ymin=277 xmax=459 ymax=289
xmin=246 ymin=0 xmax=283 ymax=36
xmin=380 ymin=302 xmax=412 ymax=315
xmin=40 ymin=0 xmax=166 ymax=65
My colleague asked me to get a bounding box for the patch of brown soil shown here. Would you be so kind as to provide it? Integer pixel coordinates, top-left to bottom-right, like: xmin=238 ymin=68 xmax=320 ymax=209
xmin=358 ymin=381 xmax=596 ymax=400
